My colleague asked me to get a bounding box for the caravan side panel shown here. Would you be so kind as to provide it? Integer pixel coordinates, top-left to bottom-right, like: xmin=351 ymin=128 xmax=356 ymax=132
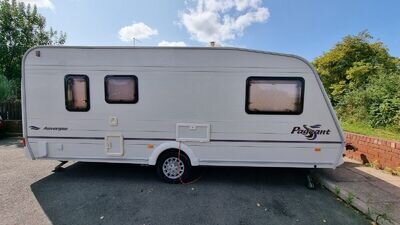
xmin=22 ymin=47 xmax=344 ymax=168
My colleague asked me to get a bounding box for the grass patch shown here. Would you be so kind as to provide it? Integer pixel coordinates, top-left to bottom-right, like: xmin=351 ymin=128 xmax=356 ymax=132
xmin=334 ymin=186 xmax=341 ymax=195
xmin=340 ymin=121 xmax=400 ymax=141
xmin=346 ymin=192 xmax=355 ymax=204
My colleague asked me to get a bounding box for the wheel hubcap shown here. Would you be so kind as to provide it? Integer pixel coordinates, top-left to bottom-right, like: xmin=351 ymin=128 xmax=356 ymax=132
xmin=162 ymin=157 xmax=185 ymax=179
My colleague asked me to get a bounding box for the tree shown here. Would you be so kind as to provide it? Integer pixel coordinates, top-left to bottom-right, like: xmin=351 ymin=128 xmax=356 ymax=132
xmin=0 ymin=0 xmax=66 ymax=98
xmin=312 ymin=31 xmax=398 ymax=104
xmin=314 ymin=31 xmax=400 ymax=130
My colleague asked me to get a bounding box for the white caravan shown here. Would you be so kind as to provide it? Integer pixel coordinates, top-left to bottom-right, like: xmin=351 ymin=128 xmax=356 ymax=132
xmin=22 ymin=46 xmax=345 ymax=183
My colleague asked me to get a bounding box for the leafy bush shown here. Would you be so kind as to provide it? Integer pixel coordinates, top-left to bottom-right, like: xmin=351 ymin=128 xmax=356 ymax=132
xmin=365 ymin=72 xmax=400 ymax=129
xmin=0 ymin=75 xmax=18 ymax=102
xmin=369 ymin=99 xmax=400 ymax=128
xmin=336 ymin=71 xmax=400 ymax=130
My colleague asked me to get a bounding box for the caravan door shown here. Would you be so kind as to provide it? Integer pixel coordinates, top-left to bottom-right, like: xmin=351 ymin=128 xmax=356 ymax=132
xmin=103 ymin=75 xmax=138 ymax=157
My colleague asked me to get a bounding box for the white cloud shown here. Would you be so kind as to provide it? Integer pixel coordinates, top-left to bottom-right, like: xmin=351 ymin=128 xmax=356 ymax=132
xmin=118 ymin=22 xmax=158 ymax=42
xmin=180 ymin=0 xmax=269 ymax=44
xmin=17 ymin=0 xmax=54 ymax=9
xmin=158 ymin=40 xmax=187 ymax=47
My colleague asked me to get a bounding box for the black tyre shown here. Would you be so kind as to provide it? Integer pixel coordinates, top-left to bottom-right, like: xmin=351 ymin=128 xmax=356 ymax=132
xmin=156 ymin=150 xmax=192 ymax=184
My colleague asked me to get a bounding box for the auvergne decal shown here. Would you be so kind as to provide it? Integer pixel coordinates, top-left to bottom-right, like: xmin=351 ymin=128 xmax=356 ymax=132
xmin=29 ymin=126 xmax=68 ymax=131
xmin=291 ymin=124 xmax=331 ymax=140
xmin=43 ymin=127 xmax=68 ymax=131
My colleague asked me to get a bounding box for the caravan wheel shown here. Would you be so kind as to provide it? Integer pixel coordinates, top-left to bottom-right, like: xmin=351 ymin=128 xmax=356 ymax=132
xmin=156 ymin=151 xmax=192 ymax=184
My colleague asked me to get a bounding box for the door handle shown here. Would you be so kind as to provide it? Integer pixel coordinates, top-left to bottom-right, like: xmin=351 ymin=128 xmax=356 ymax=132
xmin=106 ymin=142 xmax=112 ymax=149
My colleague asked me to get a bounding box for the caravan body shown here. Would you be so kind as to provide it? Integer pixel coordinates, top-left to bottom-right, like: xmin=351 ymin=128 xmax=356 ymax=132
xmin=22 ymin=46 xmax=345 ymax=181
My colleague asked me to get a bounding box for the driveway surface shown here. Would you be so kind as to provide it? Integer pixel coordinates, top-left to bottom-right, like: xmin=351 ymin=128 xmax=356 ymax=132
xmin=0 ymin=138 xmax=370 ymax=225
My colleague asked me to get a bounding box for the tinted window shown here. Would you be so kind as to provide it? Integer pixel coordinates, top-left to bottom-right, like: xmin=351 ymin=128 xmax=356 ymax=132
xmin=65 ymin=75 xmax=90 ymax=111
xmin=246 ymin=77 xmax=304 ymax=114
xmin=105 ymin=75 xmax=138 ymax=104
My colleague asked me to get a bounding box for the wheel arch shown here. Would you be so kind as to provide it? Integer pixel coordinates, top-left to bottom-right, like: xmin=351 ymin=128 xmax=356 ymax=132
xmin=148 ymin=141 xmax=199 ymax=166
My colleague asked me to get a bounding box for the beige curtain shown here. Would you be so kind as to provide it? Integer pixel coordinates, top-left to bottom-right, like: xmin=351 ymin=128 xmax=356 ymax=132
xmin=72 ymin=78 xmax=88 ymax=108
xmin=107 ymin=78 xmax=135 ymax=101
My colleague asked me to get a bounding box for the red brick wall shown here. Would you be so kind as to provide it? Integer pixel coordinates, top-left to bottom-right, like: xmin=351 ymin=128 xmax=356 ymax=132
xmin=345 ymin=132 xmax=400 ymax=169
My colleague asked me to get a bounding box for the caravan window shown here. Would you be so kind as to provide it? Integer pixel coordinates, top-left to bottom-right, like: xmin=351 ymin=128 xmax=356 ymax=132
xmin=105 ymin=75 xmax=138 ymax=104
xmin=64 ymin=75 xmax=90 ymax=112
xmin=246 ymin=77 xmax=304 ymax=114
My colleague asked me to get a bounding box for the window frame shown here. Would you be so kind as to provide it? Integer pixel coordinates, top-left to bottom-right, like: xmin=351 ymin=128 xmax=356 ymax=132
xmin=245 ymin=76 xmax=305 ymax=115
xmin=64 ymin=74 xmax=90 ymax=112
xmin=104 ymin=75 xmax=139 ymax=104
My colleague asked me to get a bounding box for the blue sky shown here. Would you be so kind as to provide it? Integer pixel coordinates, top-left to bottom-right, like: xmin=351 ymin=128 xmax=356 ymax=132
xmin=23 ymin=0 xmax=400 ymax=60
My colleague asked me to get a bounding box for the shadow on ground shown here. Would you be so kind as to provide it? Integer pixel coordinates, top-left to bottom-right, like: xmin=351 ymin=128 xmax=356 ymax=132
xmin=31 ymin=163 xmax=370 ymax=225
xmin=0 ymin=137 xmax=23 ymax=147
